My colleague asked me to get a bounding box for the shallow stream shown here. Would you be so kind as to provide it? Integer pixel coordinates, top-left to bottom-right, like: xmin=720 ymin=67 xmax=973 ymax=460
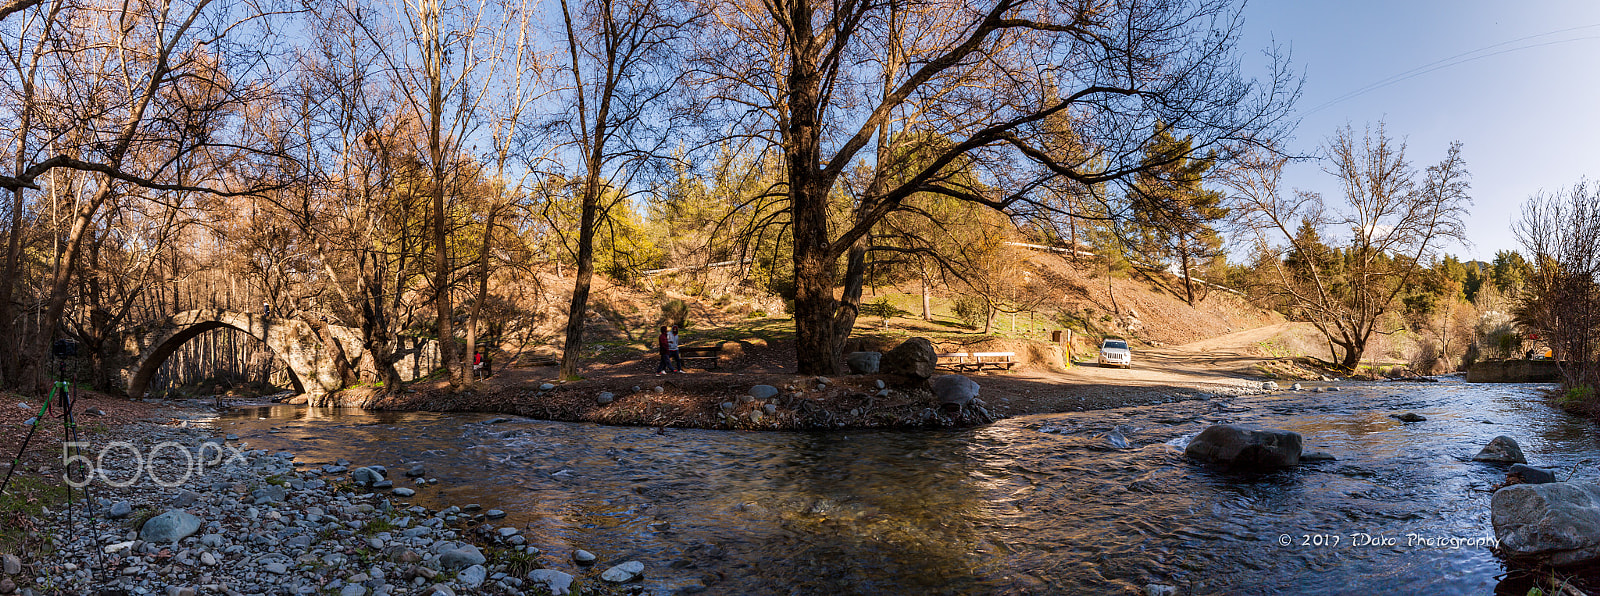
xmin=216 ymin=378 xmax=1599 ymax=594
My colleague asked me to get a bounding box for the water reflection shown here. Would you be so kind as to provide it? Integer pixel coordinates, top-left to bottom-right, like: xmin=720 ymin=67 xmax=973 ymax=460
xmin=218 ymin=379 xmax=1598 ymax=595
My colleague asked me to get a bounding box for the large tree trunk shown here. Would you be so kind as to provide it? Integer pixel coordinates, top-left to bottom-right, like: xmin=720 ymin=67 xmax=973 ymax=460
xmin=0 ymin=187 xmax=24 ymax=384
xmin=784 ymin=0 xmax=836 ymax=376
xmin=559 ymin=180 xmax=600 ymax=380
xmin=792 ymin=232 xmax=836 ymax=375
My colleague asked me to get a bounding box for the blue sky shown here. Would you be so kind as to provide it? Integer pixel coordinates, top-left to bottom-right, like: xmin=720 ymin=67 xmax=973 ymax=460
xmin=1237 ymin=0 xmax=1600 ymax=262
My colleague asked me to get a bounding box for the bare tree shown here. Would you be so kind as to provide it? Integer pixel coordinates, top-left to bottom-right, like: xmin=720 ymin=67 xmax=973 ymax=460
xmin=550 ymin=0 xmax=690 ymax=380
xmin=692 ymin=0 xmax=1298 ymax=374
xmin=0 ymin=0 xmax=290 ymax=387
xmin=1515 ymin=182 xmax=1600 ymax=396
xmin=1225 ymin=125 xmax=1471 ymax=370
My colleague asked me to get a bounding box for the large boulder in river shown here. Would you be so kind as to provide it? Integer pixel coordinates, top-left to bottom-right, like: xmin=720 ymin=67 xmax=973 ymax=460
xmin=1492 ymin=481 xmax=1600 ymax=566
xmin=845 ymin=351 xmax=882 ymax=374
xmin=1473 ymin=435 xmax=1527 ymax=463
xmin=1184 ymin=424 xmax=1302 ymax=469
xmin=881 ymin=338 xmax=937 ymax=380
xmin=931 ymin=375 xmax=979 ymax=407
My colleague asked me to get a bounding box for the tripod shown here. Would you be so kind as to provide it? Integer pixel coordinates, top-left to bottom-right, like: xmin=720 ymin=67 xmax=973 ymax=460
xmin=0 ymin=343 xmax=106 ymax=588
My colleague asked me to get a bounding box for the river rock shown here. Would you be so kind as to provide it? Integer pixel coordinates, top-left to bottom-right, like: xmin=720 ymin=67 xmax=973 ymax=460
xmin=405 ymin=465 xmax=427 ymax=477
xmin=1301 ymin=451 xmax=1337 ymax=462
xmin=1492 ymin=481 xmax=1600 ymax=565
xmin=1511 ymin=464 xmax=1558 ymax=484
xmin=1473 ymin=436 xmax=1527 ymax=463
xmin=601 ymin=560 xmax=645 ymax=582
xmin=338 ymin=585 xmax=367 ymax=596
xmin=1105 ymin=428 xmax=1130 ymax=450
xmin=882 ymin=337 xmax=937 ymax=380
xmin=573 ymin=549 xmax=596 ymax=564
xmin=527 ymin=569 xmax=574 ymax=595
xmin=1391 ymin=412 xmax=1427 ymax=422
xmin=846 ymin=352 xmax=882 ymax=374
xmin=392 ymin=487 xmax=415 ymax=497
xmin=749 ymin=385 xmax=779 ymax=399
xmin=458 ymin=564 xmax=487 ymax=588
xmin=1184 ymin=424 xmax=1302 ymax=469
xmin=1291 ymin=383 xmax=1303 ymax=391
xmin=2 ymin=553 xmax=19 ymax=575
xmin=140 ymin=510 xmax=202 ymax=543
xmin=540 ymin=383 xmax=556 ymax=390
xmin=1260 ymin=381 xmax=1279 ymax=390
xmin=763 ymin=403 xmax=778 ymax=415
xmin=931 ymin=375 xmax=980 ymax=407
xmin=597 ymin=392 xmax=615 ymax=404
xmin=109 ymin=501 xmax=132 ymax=519
xmin=1145 ymin=584 xmax=1177 ymax=596
xmin=351 ymin=467 xmax=385 ymax=486
xmin=439 ymin=545 xmax=486 ymax=569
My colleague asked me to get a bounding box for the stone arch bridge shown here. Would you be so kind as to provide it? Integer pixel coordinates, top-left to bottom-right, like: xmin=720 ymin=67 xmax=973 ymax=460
xmin=108 ymin=310 xmax=437 ymax=404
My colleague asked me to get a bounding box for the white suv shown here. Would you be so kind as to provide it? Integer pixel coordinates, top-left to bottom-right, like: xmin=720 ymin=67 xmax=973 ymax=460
xmin=1098 ymin=338 xmax=1132 ymax=368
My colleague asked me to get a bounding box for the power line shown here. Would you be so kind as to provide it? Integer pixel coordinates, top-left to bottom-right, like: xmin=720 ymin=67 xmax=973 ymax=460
xmin=1304 ymin=22 xmax=1600 ymax=115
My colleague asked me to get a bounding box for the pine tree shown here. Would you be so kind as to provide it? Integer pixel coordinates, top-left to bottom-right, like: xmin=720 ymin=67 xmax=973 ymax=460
xmin=1125 ymin=127 xmax=1228 ymax=305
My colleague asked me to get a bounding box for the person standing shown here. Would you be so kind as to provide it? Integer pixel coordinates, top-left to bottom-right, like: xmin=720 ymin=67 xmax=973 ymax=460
xmin=667 ymin=325 xmax=683 ymax=372
xmin=656 ymin=326 xmax=673 ymax=375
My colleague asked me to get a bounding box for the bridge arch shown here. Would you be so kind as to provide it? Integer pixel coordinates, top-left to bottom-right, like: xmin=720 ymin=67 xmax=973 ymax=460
xmin=115 ymin=310 xmax=350 ymax=399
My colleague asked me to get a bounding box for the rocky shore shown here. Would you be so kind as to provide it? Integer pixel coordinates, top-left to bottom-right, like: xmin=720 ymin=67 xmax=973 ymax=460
xmin=0 ymin=408 xmax=642 ymax=596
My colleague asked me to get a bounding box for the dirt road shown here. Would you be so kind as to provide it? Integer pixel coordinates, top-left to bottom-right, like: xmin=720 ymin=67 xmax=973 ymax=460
xmin=976 ymin=322 xmax=1332 ymax=414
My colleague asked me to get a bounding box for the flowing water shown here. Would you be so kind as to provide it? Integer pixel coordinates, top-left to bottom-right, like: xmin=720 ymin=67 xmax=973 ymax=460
xmin=216 ymin=378 xmax=1599 ymax=595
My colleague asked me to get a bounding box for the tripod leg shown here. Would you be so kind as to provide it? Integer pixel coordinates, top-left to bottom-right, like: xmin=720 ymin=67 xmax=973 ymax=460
xmin=0 ymin=385 xmax=58 ymax=496
xmin=59 ymin=380 xmax=107 ymax=584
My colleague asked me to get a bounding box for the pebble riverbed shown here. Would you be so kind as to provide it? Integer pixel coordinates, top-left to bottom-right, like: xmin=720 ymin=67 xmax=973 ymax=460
xmin=1 ymin=403 xmax=643 ymax=596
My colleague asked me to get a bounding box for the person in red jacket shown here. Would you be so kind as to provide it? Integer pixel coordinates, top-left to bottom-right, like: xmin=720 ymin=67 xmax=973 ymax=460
xmin=655 ymin=326 xmax=674 ymax=375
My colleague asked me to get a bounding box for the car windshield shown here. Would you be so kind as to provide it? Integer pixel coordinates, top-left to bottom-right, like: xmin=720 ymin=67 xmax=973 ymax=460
xmin=1103 ymin=340 xmax=1128 ymax=350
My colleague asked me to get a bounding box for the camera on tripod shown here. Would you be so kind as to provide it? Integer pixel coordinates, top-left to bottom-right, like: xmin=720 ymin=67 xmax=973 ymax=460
xmin=52 ymin=338 xmax=79 ymax=359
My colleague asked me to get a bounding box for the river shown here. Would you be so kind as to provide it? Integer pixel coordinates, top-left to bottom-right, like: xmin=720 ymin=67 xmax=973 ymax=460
xmin=214 ymin=378 xmax=1598 ymax=595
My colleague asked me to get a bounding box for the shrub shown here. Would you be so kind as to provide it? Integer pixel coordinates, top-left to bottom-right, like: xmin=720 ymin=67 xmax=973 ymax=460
xmin=660 ymin=299 xmax=689 ymax=327
xmin=859 ymin=297 xmax=909 ymax=319
xmin=952 ymin=296 xmax=987 ymax=328
xmin=1558 ymin=385 xmax=1594 ymax=407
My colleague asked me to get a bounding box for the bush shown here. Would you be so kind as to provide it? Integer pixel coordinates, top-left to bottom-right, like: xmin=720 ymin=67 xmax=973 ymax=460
xmin=1558 ymin=385 xmax=1595 ymax=407
xmin=952 ymin=296 xmax=987 ymax=329
xmin=860 ymin=297 xmax=909 ymax=319
xmin=661 ymin=299 xmax=689 ymax=327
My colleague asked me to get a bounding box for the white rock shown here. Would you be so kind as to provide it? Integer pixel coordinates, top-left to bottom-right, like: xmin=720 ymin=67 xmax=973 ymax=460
xmin=526 ymin=569 xmax=574 ymax=595
xmin=457 ymin=564 xmax=487 ymax=588
xmin=600 ymin=560 xmax=645 ymax=582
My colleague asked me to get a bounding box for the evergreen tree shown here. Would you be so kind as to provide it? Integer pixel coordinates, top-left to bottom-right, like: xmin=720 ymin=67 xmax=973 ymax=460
xmin=1125 ymin=127 xmax=1228 ymax=305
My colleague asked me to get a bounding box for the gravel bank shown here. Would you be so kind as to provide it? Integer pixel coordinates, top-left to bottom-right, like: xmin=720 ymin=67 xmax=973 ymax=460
xmin=1 ymin=403 xmax=642 ymax=596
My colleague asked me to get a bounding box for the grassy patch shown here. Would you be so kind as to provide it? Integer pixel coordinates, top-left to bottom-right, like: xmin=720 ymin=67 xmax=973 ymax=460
xmin=0 ymin=475 xmax=67 ymax=555
xmin=490 ymin=545 xmax=540 ymax=577
xmin=360 ymin=516 xmax=398 ymax=536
